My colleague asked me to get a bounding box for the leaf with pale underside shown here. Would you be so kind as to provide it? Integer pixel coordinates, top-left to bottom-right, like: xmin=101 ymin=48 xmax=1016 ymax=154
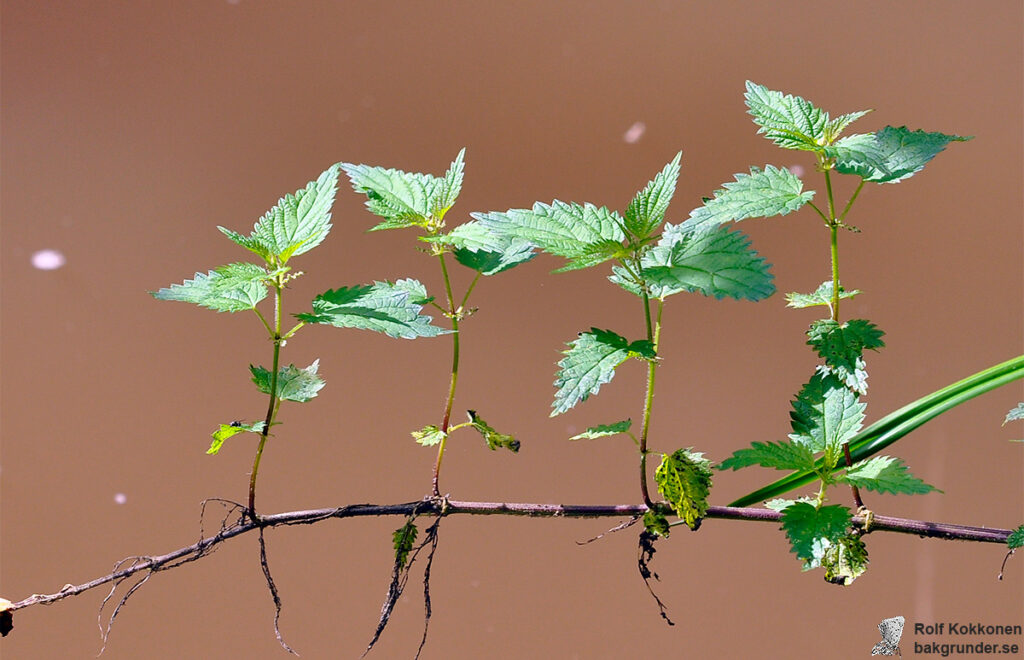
xmin=151 ymin=262 xmax=271 ymax=312
xmin=429 ymin=221 xmax=536 ymax=275
xmin=297 ymin=279 xmax=448 ymax=339
xmin=833 ymin=126 xmax=972 ymax=183
xmin=250 ymin=359 xmax=325 ymax=403
xmin=551 ymin=328 xmax=655 ymax=416
xmin=570 ymin=419 xmax=633 ymax=441
xmin=684 ymin=165 xmax=814 ymax=231
xmin=219 ymin=164 xmax=340 ymax=263
xmin=785 ymin=281 xmax=861 ymax=309
xmin=411 ymin=425 xmax=446 ymax=447
xmin=840 ymin=456 xmax=938 ymax=495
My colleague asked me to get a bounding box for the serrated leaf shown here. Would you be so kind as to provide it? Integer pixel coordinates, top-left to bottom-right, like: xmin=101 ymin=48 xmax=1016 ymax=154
xmin=551 ymin=329 xmax=655 ymax=416
xmin=764 ymin=497 xmax=814 ymax=512
xmin=785 ymin=280 xmax=861 ymax=309
xmin=612 ymin=223 xmax=775 ymax=301
xmin=433 ymin=221 xmax=537 ymax=275
xmin=472 ymin=201 xmax=626 ymax=268
xmin=434 ymin=148 xmax=466 ymax=217
xmin=1008 ymin=525 xmax=1024 ymax=550
xmin=467 ymin=410 xmax=520 ymax=452
xmin=624 ymin=152 xmax=681 ymax=238
xmin=807 ymin=319 xmax=886 ymax=395
xmin=717 ymin=440 xmax=816 ymax=472
xmin=207 ymin=421 xmax=266 ymax=455
xmin=788 ymin=373 xmax=865 ymax=466
xmin=643 ymin=510 xmax=670 ymax=538
xmin=411 ymin=425 xmax=446 ymax=447
xmin=655 ymin=449 xmax=713 ymax=530
xmin=152 ymin=263 xmax=271 ymax=312
xmin=297 ymin=279 xmax=448 ymax=339
xmin=1003 ymin=403 xmax=1024 ymax=425
xmin=781 ymin=502 xmax=851 ymax=564
xmin=823 ymin=110 xmax=872 ymax=143
xmin=833 ymin=126 xmax=972 ymax=183
xmin=218 ymin=164 xmax=340 ymax=263
xmin=250 ymin=359 xmax=325 ymax=403
xmin=821 ymin=534 xmax=869 ymax=585
xmin=569 ymin=419 xmax=633 ymax=441
xmin=840 ymin=456 xmax=939 ymax=495
xmin=744 ymin=81 xmax=828 ymax=151
xmin=683 ymin=165 xmax=814 ymax=231
xmin=822 ymin=133 xmax=890 ymax=175
xmin=553 ymin=238 xmax=630 ymax=273
xmin=393 ymin=521 xmax=418 ymax=570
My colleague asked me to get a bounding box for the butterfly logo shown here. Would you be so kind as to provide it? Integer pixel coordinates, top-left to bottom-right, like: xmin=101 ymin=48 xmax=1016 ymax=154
xmin=871 ymin=615 xmax=905 ymax=656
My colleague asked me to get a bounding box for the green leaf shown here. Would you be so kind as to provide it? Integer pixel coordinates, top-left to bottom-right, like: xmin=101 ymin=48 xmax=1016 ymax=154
xmin=806 ymin=319 xmax=886 ymax=395
xmin=1003 ymin=403 xmax=1024 ymax=425
xmin=840 ymin=456 xmax=939 ymax=495
xmin=788 ymin=372 xmax=866 ymax=466
xmin=717 ymin=440 xmax=816 ymax=472
xmin=341 ymin=150 xmax=466 ymax=230
xmin=624 ymin=152 xmax=681 ymax=238
xmin=1008 ymin=525 xmax=1024 ymax=550
xmin=250 ymin=359 xmax=325 ymax=403
xmin=832 ymin=126 xmax=972 ymax=183
xmin=431 ymin=221 xmax=536 ymax=275
xmin=781 ymin=502 xmax=851 ymax=564
xmin=218 ymin=164 xmax=340 ymax=263
xmin=411 ymin=425 xmax=446 ymax=447
xmin=551 ymin=329 xmax=655 ymax=416
xmin=821 ymin=534 xmax=869 ymax=585
xmin=654 ymin=449 xmax=713 ymax=530
xmin=466 ymin=410 xmax=520 ymax=452
xmin=744 ymin=81 xmax=828 ymax=151
xmin=472 ymin=201 xmax=626 ymax=269
xmin=763 ymin=497 xmax=814 ymax=512
xmin=684 ymin=165 xmax=814 ymax=230
xmin=297 ymin=279 xmax=449 ymax=339
xmin=785 ymin=280 xmax=861 ymax=309
xmin=151 ymin=262 xmax=270 ymax=312
xmin=393 ymin=521 xmax=418 ymax=570
xmin=612 ymin=224 xmax=774 ymax=301
xmin=569 ymin=419 xmax=633 ymax=441
xmin=822 ymin=133 xmax=889 ymax=175
xmin=823 ymin=110 xmax=872 ymax=143
xmin=207 ymin=421 xmax=265 ymax=455
xmin=643 ymin=510 xmax=671 ymax=538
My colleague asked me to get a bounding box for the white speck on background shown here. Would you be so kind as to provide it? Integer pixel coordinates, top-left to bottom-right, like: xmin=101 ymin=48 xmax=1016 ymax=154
xmin=623 ymin=122 xmax=646 ymax=144
xmin=788 ymin=164 xmax=805 ymax=177
xmin=114 ymin=493 xmax=127 ymax=505
xmin=31 ymin=249 xmax=66 ymax=270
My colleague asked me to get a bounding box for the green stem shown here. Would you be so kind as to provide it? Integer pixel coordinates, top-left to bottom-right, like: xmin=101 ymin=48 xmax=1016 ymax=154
xmin=837 ymin=179 xmax=865 ymax=224
xmin=638 ymin=294 xmax=663 ymax=509
xmin=432 ymin=252 xmax=460 ymax=497
xmin=249 ymin=273 xmax=285 ymax=519
xmin=829 ymin=223 xmax=840 ymax=321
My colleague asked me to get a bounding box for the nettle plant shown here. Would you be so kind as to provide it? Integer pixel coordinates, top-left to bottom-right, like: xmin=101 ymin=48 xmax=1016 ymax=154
xmin=4 ymin=82 xmax=1022 ymax=655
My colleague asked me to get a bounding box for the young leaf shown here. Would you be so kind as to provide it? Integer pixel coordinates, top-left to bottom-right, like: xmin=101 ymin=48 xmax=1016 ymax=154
xmin=788 ymin=372 xmax=866 ymax=465
xmin=466 ymin=410 xmax=520 ymax=452
xmin=430 ymin=221 xmax=537 ymax=275
xmin=654 ymin=449 xmax=713 ymax=530
xmin=744 ymin=81 xmax=828 ymax=151
xmin=393 ymin=521 xmax=419 ymax=570
xmin=806 ymin=319 xmax=886 ymax=395
xmin=250 ymin=359 xmax=325 ymax=403
xmin=297 ymin=279 xmax=449 ymax=339
xmin=683 ymin=165 xmax=814 ymax=231
xmin=569 ymin=419 xmax=633 ymax=441
xmin=717 ymin=440 xmax=816 ymax=472
xmin=1002 ymin=403 xmax=1024 ymax=425
xmin=551 ymin=329 xmax=655 ymax=416
xmin=840 ymin=456 xmax=939 ymax=495
xmin=151 ymin=263 xmax=270 ymax=312
xmin=411 ymin=425 xmax=446 ymax=447
xmin=821 ymin=133 xmax=889 ymax=175
xmin=643 ymin=510 xmax=671 ymax=537
xmin=472 ymin=201 xmax=626 ymax=269
xmin=763 ymin=497 xmax=814 ymax=512
xmin=832 ymin=126 xmax=972 ymax=184
xmin=341 ymin=150 xmax=466 ymax=231
xmin=218 ymin=164 xmax=340 ymax=263
xmin=823 ymin=110 xmax=872 ymax=143
xmin=1008 ymin=525 xmax=1024 ymax=550
xmin=781 ymin=502 xmax=851 ymax=565
xmin=612 ymin=223 xmax=774 ymax=301
xmin=624 ymin=152 xmax=682 ymax=238
xmin=207 ymin=421 xmax=266 ymax=455
xmin=821 ymin=534 xmax=869 ymax=585
xmin=785 ymin=280 xmax=861 ymax=309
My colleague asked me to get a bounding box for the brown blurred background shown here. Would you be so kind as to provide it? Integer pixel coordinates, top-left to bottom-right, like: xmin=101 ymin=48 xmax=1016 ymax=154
xmin=2 ymin=1 xmax=1022 ymax=658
